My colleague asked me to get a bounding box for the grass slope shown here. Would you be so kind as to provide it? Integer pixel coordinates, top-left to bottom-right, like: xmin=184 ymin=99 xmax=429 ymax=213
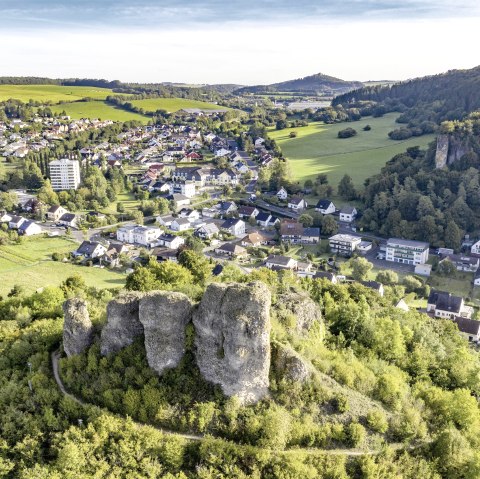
xmin=0 ymin=237 xmax=125 ymax=295
xmin=269 ymin=113 xmax=435 ymax=187
xmin=0 ymin=85 xmax=120 ymax=103
xmin=51 ymin=101 xmax=149 ymax=123
xmin=130 ymin=97 xmax=226 ymax=113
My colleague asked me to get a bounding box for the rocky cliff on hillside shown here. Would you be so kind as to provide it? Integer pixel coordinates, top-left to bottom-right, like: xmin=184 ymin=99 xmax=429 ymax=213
xmin=139 ymin=291 xmax=193 ymax=375
xmin=100 ymin=292 xmax=144 ymax=356
xmin=272 ymin=343 xmax=312 ymax=383
xmin=193 ymin=282 xmax=271 ymax=404
xmin=276 ymin=290 xmax=323 ymax=336
xmin=435 ymin=134 xmax=471 ymax=168
xmin=63 ymin=298 xmax=94 ymax=357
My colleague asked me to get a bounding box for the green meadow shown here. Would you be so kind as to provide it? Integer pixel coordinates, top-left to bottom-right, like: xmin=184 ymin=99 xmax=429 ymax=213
xmin=0 ymin=237 xmax=125 ymax=295
xmin=269 ymin=113 xmax=435 ymax=187
xmin=130 ymin=97 xmax=227 ymax=113
xmin=0 ymin=85 xmax=119 ymax=103
xmin=51 ymin=101 xmax=150 ymax=123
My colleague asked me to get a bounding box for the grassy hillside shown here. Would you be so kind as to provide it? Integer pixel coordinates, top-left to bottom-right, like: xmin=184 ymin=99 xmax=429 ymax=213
xmin=269 ymin=113 xmax=435 ymax=187
xmin=51 ymin=100 xmax=150 ymax=123
xmin=0 ymin=237 xmax=125 ymax=295
xmin=0 ymin=84 xmax=120 ymax=103
xmin=130 ymin=97 xmax=227 ymax=113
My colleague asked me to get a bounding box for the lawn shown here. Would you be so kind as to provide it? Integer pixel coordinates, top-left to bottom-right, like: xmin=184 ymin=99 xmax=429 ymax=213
xmin=51 ymin=101 xmax=149 ymax=123
xmin=269 ymin=113 xmax=435 ymax=188
xmin=0 ymin=85 xmax=121 ymax=103
xmin=0 ymin=237 xmax=125 ymax=295
xmin=130 ymin=97 xmax=227 ymax=113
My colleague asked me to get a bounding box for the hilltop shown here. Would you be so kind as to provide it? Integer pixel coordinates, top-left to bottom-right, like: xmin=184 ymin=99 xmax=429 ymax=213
xmin=235 ymin=72 xmax=363 ymax=95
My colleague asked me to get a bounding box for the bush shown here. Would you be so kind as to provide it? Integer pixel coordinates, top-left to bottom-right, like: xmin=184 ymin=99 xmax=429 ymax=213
xmin=366 ymin=410 xmax=388 ymax=433
xmin=338 ymin=128 xmax=357 ymax=139
xmin=363 ymin=125 xmax=371 ymax=131
xmin=346 ymin=422 xmax=366 ymax=447
xmin=388 ymin=128 xmax=413 ymax=140
xmin=333 ymin=394 xmax=349 ymax=413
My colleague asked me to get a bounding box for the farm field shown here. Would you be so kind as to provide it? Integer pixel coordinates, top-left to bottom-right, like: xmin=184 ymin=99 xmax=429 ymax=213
xmin=51 ymin=101 xmax=150 ymax=123
xmin=0 ymin=237 xmax=125 ymax=295
xmin=0 ymin=84 xmax=120 ymax=103
xmin=269 ymin=113 xmax=435 ymax=187
xmin=130 ymin=97 xmax=227 ymax=113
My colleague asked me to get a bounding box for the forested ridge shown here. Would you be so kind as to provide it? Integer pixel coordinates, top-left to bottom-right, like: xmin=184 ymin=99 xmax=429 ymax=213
xmin=1 ymin=256 xmax=480 ymax=477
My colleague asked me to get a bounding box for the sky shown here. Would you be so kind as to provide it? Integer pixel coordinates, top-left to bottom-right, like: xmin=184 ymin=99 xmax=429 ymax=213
xmin=1 ymin=0 xmax=479 ymax=84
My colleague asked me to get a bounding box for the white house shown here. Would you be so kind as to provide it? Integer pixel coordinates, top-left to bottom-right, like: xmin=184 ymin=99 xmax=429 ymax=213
xmin=47 ymin=205 xmax=68 ymax=222
xmin=74 ymin=240 xmax=107 ymax=259
xmin=386 ymin=238 xmax=429 ymax=265
xmin=288 ymin=197 xmax=308 ymax=211
xmin=8 ymin=215 xmax=26 ymax=229
xmin=471 ymin=240 xmax=480 ymax=255
xmin=315 ymin=199 xmax=336 ymax=215
xmin=339 ymin=206 xmax=357 ymax=223
xmin=158 ymin=234 xmax=185 ymax=249
xmin=221 ymin=218 xmax=245 ymax=236
xmin=276 ymin=187 xmax=288 ymax=200
xmin=427 ymin=290 xmax=472 ymax=319
xmin=18 ymin=220 xmax=42 ymax=236
xmin=195 ymin=222 xmax=219 ymax=239
xmin=171 ymin=218 xmax=192 ymax=232
xmin=157 ymin=214 xmax=175 ymax=228
xmin=265 ymin=254 xmax=297 ymax=270
xmin=415 ymin=264 xmax=432 ymax=277
xmin=117 ymin=225 xmax=162 ymax=246
xmin=58 ymin=213 xmax=79 ymax=228
xmin=329 ymin=234 xmax=362 ymax=256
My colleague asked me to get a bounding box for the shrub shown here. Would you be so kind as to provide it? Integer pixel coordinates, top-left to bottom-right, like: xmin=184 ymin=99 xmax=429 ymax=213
xmin=338 ymin=128 xmax=357 ymax=139
xmin=346 ymin=422 xmax=366 ymax=447
xmin=366 ymin=410 xmax=389 ymax=433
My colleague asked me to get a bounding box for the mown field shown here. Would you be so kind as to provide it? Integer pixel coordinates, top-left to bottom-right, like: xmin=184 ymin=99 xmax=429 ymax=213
xmin=51 ymin=100 xmax=150 ymax=123
xmin=130 ymin=97 xmax=227 ymax=113
xmin=269 ymin=113 xmax=435 ymax=187
xmin=0 ymin=85 xmax=120 ymax=103
xmin=0 ymin=237 xmax=125 ymax=295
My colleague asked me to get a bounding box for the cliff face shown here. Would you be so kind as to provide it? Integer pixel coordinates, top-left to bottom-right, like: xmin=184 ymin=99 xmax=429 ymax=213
xmin=100 ymin=292 xmax=144 ymax=356
xmin=139 ymin=291 xmax=193 ymax=375
xmin=193 ymin=282 xmax=271 ymax=404
xmin=63 ymin=298 xmax=94 ymax=357
xmin=435 ymin=134 xmax=472 ymax=168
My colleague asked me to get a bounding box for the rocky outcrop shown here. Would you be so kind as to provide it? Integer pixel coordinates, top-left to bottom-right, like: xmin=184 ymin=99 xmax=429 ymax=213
xmin=193 ymin=282 xmax=271 ymax=404
xmin=435 ymin=134 xmax=449 ymax=168
xmin=435 ymin=134 xmax=472 ymax=168
xmin=272 ymin=343 xmax=312 ymax=383
xmin=276 ymin=290 xmax=323 ymax=336
xmin=100 ymin=292 xmax=144 ymax=356
xmin=63 ymin=298 xmax=94 ymax=357
xmin=139 ymin=292 xmax=193 ymax=375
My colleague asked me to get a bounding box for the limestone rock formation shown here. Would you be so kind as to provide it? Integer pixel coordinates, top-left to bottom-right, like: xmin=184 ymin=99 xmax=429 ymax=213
xmin=272 ymin=343 xmax=312 ymax=383
xmin=193 ymin=281 xmax=271 ymax=404
xmin=63 ymin=298 xmax=94 ymax=357
xmin=101 ymin=292 xmax=144 ymax=356
xmin=276 ymin=290 xmax=323 ymax=336
xmin=435 ymin=134 xmax=449 ymax=168
xmin=139 ymin=291 xmax=193 ymax=375
xmin=435 ymin=134 xmax=472 ymax=168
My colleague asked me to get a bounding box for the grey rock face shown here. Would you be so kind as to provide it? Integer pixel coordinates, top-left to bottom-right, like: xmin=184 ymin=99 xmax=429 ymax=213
xmin=63 ymin=298 xmax=94 ymax=357
xmin=276 ymin=290 xmax=323 ymax=335
xmin=100 ymin=292 xmax=144 ymax=355
xmin=139 ymin=291 xmax=193 ymax=375
xmin=193 ymin=281 xmax=271 ymax=404
xmin=435 ymin=134 xmax=449 ymax=169
xmin=272 ymin=343 xmax=311 ymax=383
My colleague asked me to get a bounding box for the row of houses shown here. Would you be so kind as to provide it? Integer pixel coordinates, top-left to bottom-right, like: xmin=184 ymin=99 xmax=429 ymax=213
xmin=0 ymin=212 xmax=43 ymax=236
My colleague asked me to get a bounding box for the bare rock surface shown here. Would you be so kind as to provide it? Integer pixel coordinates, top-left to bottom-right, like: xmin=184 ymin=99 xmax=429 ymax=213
xmin=193 ymin=281 xmax=271 ymax=404
xmin=272 ymin=343 xmax=312 ymax=383
xmin=100 ymin=292 xmax=144 ymax=355
xmin=139 ymin=291 xmax=193 ymax=375
xmin=276 ymin=290 xmax=323 ymax=335
xmin=63 ymin=298 xmax=94 ymax=357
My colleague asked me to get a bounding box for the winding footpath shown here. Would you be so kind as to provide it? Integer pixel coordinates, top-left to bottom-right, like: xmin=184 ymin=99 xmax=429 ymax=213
xmin=51 ymin=350 xmax=413 ymax=456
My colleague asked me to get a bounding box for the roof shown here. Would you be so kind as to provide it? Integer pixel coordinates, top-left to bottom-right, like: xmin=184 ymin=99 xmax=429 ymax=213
xmin=288 ymin=196 xmax=306 ymax=205
xmin=361 ymin=281 xmax=383 ymax=292
xmin=428 ymin=290 xmax=463 ymax=313
xmin=303 ymin=227 xmax=320 ymax=237
xmin=280 ymin=219 xmax=303 ymax=236
xmin=242 ymin=232 xmax=266 ymax=244
xmin=47 ymin=205 xmax=63 ymax=213
xmin=173 ymin=218 xmax=191 ymax=226
xmin=329 ymin=233 xmax=362 ymax=243
xmin=237 ymin=206 xmax=257 ymax=215
xmin=216 ymin=243 xmax=246 ymax=254
xmin=316 ymin=199 xmax=334 ymax=209
xmin=59 ymin=213 xmax=77 ymax=222
xmin=221 ymin=218 xmax=243 ymax=229
xmin=256 ymin=212 xmax=271 ymax=222
xmin=387 ymin=237 xmax=429 ymax=249
xmin=197 ymin=222 xmax=219 ymax=234
xmin=266 ymin=254 xmax=295 ymax=266
xmin=219 ymin=201 xmax=236 ymax=211
xmin=453 ymin=317 xmax=480 ymax=336
xmin=18 ymin=220 xmax=38 ymax=232
xmin=76 ymin=240 xmax=104 ymax=255
xmin=314 ymin=271 xmax=336 ymax=281
xmin=340 ymin=206 xmax=356 ymax=215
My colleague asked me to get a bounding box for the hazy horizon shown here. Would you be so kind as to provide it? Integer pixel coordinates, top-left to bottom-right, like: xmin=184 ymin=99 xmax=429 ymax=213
xmin=1 ymin=0 xmax=479 ymax=84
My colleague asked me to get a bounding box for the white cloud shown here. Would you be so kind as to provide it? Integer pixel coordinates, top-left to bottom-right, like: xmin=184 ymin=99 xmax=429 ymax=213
xmin=1 ymin=17 xmax=479 ymax=84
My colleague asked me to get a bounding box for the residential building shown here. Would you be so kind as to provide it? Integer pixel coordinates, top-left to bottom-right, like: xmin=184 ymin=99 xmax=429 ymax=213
xmin=171 ymin=218 xmax=192 ymax=232
xmin=256 ymin=212 xmax=279 ymax=227
xmin=265 ymin=254 xmax=297 ymax=270
xmin=73 ymin=240 xmax=107 ymax=259
xmin=49 ymin=158 xmax=81 ymax=191
xmin=471 ymin=240 xmax=480 ymax=255
xmin=314 ymin=271 xmax=338 ymax=283
xmin=427 ymin=290 xmax=472 ymax=319
xmin=58 ymin=213 xmax=79 ymax=228
xmin=218 ymin=201 xmax=237 ymax=216
xmin=117 ymin=225 xmax=162 ymax=246
xmin=241 ymin=232 xmax=268 ymax=247
xmin=171 ymin=180 xmax=196 ymax=198
xmin=153 ymin=247 xmax=179 ymax=262
xmin=157 ymin=214 xmax=175 ymax=228
xmin=329 ymin=234 xmax=362 ymax=256
xmin=280 ymin=219 xmax=304 ymax=243
xmin=288 ymin=196 xmax=308 ymax=211
xmin=315 ymin=199 xmax=336 ymax=215
xmin=215 ymin=243 xmax=248 ymax=258
xmin=357 ymin=241 xmax=373 ymax=253
xmin=440 ymin=254 xmax=480 ymax=273
xmin=237 ymin=206 xmax=259 ymax=219
xmin=18 ymin=220 xmax=42 ymax=236
xmin=300 ymin=227 xmax=320 ymax=244
xmin=339 ymin=206 xmax=357 ymax=223
xmin=157 ymin=234 xmax=185 ymax=250
xmin=221 ymin=218 xmax=245 ymax=236
xmin=276 ymin=187 xmax=288 ymax=200
xmin=361 ymin=281 xmax=384 ymax=297
xmin=386 ymin=238 xmax=429 ymax=265
xmin=195 ymin=222 xmax=219 ymax=239
xmin=8 ymin=215 xmax=26 ymax=229
xmin=453 ymin=317 xmax=480 ymax=342
xmin=415 ymin=264 xmax=432 ymax=277
xmin=178 ymin=208 xmax=200 ymax=221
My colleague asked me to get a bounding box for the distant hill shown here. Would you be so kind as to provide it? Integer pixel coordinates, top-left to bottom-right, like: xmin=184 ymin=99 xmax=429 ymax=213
xmin=235 ymin=72 xmax=363 ymax=95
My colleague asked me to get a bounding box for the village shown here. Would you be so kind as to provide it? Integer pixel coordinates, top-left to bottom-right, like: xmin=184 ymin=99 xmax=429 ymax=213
xmin=2 ymin=111 xmax=480 ymax=345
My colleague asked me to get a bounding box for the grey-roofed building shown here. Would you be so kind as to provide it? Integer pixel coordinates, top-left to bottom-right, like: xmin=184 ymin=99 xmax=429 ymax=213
xmin=74 ymin=240 xmax=107 ymax=259
xmin=453 ymin=317 xmax=480 ymax=342
xmin=386 ymin=237 xmax=429 ymax=265
xmin=427 ymin=290 xmax=472 ymax=319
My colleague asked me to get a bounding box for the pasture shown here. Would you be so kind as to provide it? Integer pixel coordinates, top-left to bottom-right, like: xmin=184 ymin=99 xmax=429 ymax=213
xmin=0 ymin=85 xmax=119 ymax=103
xmin=51 ymin=101 xmax=150 ymax=123
xmin=269 ymin=113 xmax=435 ymax=187
xmin=0 ymin=237 xmax=125 ymax=295
xmin=130 ymin=97 xmax=227 ymax=113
